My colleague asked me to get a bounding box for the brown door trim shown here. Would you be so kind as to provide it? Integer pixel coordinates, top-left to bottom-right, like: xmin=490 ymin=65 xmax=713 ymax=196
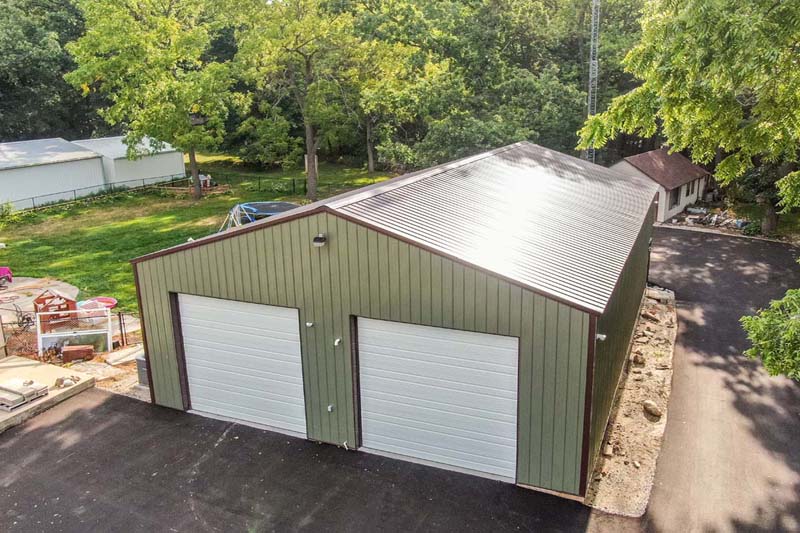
xmin=169 ymin=292 xmax=192 ymax=411
xmin=350 ymin=315 xmax=363 ymax=448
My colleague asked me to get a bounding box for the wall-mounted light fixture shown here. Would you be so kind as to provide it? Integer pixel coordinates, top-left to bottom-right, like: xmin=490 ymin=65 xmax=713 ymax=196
xmin=312 ymin=233 xmax=327 ymax=247
xmin=596 ymin=333 xmax=607 ymax=342
xmin=305 ymin=322 xmax=314 ymax=328
xmin=334 ymin=338 xmax=342 ymax=347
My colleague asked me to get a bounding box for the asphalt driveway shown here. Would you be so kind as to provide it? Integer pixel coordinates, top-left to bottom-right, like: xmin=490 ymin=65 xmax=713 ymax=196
xmin=645 ymin=227 xmax=800 ymax=532
xmin=1 ymin=227 xmax=799 ymax=532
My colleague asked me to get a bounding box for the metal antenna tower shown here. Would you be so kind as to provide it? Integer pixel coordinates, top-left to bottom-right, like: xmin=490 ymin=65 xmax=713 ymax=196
xmin=586 ymin=0 xmax=601 ymax=163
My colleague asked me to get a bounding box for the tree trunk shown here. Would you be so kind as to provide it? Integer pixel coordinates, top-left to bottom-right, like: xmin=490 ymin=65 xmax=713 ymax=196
xmin=366 ymin=119 xmax=375 ymax=173
xmin=762 ymin=202 xmax=778 ymax=235
xmin=304 ymin=120 xmax=318 ymax=201
xmin=188 ymin=147 xmax=202 ymax=200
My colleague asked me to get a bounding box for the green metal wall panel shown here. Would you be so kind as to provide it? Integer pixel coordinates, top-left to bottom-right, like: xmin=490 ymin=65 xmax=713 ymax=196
xmin=587 ymin=206 xmax=655 ymax=477
xmin=135 ymin=212 xmax=590 ymax=494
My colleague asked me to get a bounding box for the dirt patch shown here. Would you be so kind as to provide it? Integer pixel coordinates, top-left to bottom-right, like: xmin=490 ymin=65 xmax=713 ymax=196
xmin=92 ymin=360 xmax=150 ymax=402
xmin=584 ymin=286 xmax=677 ymax=517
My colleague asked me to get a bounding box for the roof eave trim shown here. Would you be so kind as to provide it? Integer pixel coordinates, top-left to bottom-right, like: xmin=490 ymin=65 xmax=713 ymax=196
xmin=130 ymin=204 xmax=330 ymax=264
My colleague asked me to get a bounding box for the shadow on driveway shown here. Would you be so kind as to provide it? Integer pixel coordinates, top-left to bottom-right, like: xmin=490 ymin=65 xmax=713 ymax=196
xmin=645 ymin=228 xmax=800 ymax=533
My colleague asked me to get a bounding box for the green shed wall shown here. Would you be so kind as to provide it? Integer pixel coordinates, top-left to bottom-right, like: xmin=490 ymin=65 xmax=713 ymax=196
xmin=586 ymin=206 xmax=655 ymax=476
xmin=135 ymin=211 xmax=590 ymax=494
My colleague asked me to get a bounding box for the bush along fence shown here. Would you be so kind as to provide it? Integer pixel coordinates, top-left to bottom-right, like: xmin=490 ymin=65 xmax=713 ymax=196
xmin=219 ymin=173 xmax=384 ymax=198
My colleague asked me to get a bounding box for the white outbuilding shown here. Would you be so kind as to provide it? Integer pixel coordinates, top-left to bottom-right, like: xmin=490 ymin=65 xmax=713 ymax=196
xmin=0 ymin=136 xmax=186 ymax=210
xmin=71 ymin=136 xmax=185 ymax=187
xmin=0 ymin=138 xmax=105 ymax=209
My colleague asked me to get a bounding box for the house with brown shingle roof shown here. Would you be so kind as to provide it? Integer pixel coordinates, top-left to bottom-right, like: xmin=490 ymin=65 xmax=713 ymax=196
xmin=611 ymin=148 xmax=710 ymax=222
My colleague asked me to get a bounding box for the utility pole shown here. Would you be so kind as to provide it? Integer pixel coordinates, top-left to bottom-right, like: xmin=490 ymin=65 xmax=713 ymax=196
xmin=586 ymin=0 xmax=601 ymax=163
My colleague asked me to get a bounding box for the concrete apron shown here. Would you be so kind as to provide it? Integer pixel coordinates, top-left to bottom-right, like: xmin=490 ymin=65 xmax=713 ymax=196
xmin=0 ymin=356 xmax=94 ymax=433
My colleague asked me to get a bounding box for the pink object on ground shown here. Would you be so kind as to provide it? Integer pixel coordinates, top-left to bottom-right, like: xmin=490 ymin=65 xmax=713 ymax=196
xmin=86 ymin=296 xmax=117 ymax=309
xmin=0 ymin=267 xmax=12 ymax=283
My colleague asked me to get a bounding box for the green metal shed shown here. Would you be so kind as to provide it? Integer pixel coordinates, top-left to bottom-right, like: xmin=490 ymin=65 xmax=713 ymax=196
xmin=132 ymin=142 xmax=658 ymax=498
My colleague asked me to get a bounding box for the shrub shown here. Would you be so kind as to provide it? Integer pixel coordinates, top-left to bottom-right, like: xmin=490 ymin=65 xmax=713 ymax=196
xmin=741 ymin=288 xmax=800 ymax=381
xmin=742 ymin=221 xmax=762 ymax=236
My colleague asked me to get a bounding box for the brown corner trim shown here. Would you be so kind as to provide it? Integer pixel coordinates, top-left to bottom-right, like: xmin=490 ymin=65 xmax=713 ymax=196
xmin=578 ymin=314 xmax=597 ymax=497
xmin=350 ymin=316 xmax=363 ymax=448
xmin=132 ymin=264 xmax=156 ymax=405
xmin=168 ymin=292 xmax=192 ymax=411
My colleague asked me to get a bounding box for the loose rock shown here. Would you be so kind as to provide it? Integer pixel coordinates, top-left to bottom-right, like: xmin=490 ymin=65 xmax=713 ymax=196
xmin=642 ymin=400 xmax=663 ymax=418
xmin=603 ymin=444 xmax=614 ymax=457
xmin=641 ymin=311 xmax=659 ymax=322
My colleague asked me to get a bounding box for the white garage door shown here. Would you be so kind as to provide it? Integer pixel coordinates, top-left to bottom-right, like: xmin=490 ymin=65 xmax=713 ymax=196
xmin=178 ymin=294 xmax=307 ymax=437
xmin=357 ymin=318 xmax=519 ymax=481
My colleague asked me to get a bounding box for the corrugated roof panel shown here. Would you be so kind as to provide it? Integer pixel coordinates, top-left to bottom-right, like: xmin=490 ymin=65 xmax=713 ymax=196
xmin=333 ymin=142 xmax=657 ymax=313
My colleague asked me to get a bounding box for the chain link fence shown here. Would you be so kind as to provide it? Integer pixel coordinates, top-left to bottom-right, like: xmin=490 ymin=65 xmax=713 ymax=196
xmin=10 ymin=174 xmax=187 ymax=211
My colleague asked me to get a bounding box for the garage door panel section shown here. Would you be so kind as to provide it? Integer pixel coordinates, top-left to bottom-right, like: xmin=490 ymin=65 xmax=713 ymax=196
xmin=178 ymin=294 xmax=307 ymax=437
xmin=358 ymin=318 xmax=518 ymax=481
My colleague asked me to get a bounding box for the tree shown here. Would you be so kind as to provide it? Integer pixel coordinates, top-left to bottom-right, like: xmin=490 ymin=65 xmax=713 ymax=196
xmin=354 ymin=40 xmax=413 ymax=172
xmin=576 ymin=0 xmax=800 ymax=380
xmin=0 ymin=0 xmax=106 ymax=141
xmin=741 ymin=287 xmax=800 ymax=381
xmin=65 ymin=0 xmax=233 ymax=199
xmin=236 ymin=0 xmax=360 ymax=200
xmin=577 ymin=0 xmax=800 ymax=226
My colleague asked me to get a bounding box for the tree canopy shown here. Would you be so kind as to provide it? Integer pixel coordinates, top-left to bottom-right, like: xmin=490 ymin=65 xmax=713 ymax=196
xmin=578 ymin=0 xmax=800 ymax=212
xmin=0 ymin=0 xmax=105 ymax=141
xmin=65 ymin=0 xmax=234 ymax=198
xmin=741 ymin=287 xmax=800 ymax=381
xmin=575 ymin=0 xmax=800 ymax=381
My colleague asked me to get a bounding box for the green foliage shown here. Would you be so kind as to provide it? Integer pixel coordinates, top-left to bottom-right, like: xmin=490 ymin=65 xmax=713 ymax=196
xmin=578 ymin=0 xmax=800 ymax=207
xmin=0 ymin=0 xmax=105 ymax=141
xmin=10 ymin=1 xmax=648 ymax=172
xmin=235 ymin=110 xmax=305 ymax=169
xmin=741 ymin=288 xmax=800 ymax=381
xmin=65 ymin=0 xmax=233 ymax=155
xmin=742 ymin=221 xmax=761 ymax=236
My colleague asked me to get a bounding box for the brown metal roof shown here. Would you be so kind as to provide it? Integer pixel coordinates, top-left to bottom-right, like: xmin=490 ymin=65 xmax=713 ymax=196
xmin=623 ymin=148 xmax=709 ymax=190
xmin=134 ymin=142 xmax=658 ymax=314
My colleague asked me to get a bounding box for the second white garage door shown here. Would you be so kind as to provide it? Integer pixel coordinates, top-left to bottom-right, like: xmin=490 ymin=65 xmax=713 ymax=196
xmin=357 ymin=318 xmax=519 ymax=481
xmin=178 ymin=294 xmax=307 ymax=437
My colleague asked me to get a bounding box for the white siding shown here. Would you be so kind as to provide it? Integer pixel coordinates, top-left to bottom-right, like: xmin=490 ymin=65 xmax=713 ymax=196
xmin=0 ymin=157 xmax=104 ymax=210
xmin=660 ymin=177 xmax=705 ymax=222
xmin=110 ymin=151 xmax=185 ymax=185
xmin=611 ymin=160 xmax=704 ymax=222
xmin=358 ymin=318 xmax=519 ymax=481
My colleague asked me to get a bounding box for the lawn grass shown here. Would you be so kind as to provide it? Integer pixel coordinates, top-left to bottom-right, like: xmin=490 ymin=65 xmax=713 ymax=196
xmin=0 ymin=156 xmax=390 ymax=312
